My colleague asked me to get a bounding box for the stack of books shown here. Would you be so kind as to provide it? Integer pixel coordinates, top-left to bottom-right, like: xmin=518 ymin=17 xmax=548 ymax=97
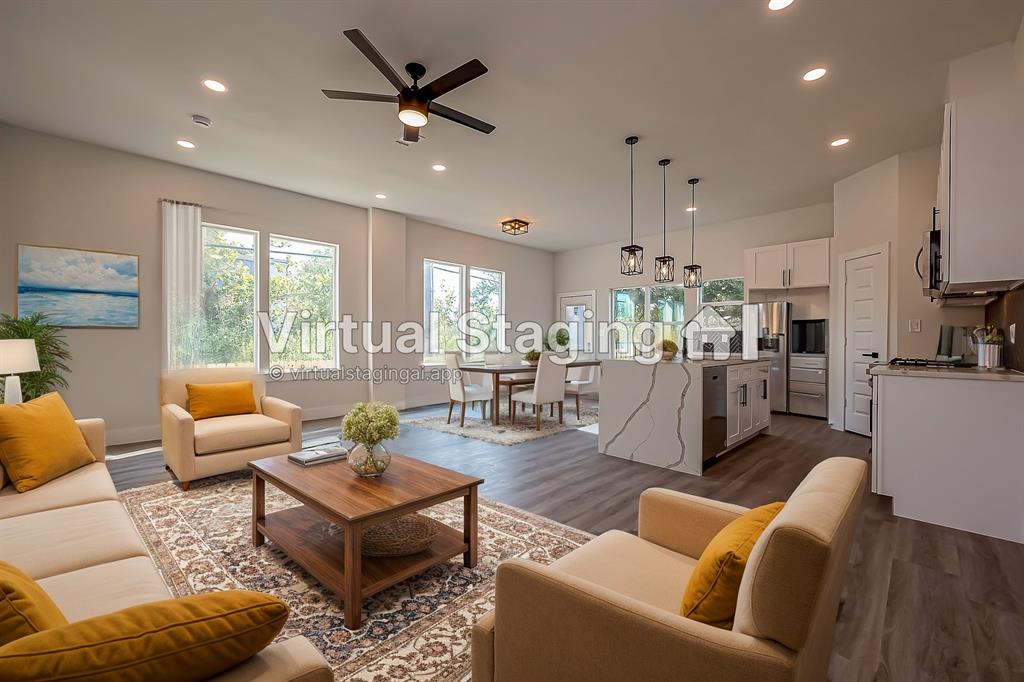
xmin=288 ymin=446 xmax=349 ymax=467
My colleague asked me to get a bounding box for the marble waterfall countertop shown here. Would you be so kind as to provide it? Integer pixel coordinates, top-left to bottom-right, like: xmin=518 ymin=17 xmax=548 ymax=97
xmin=869 ymin=364 xmax=1024 ymax=382
xmin=597 ymin=357 xmax=767 ymax=475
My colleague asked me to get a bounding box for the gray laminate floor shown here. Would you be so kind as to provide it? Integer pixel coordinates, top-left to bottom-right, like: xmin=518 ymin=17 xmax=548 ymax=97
xmin=107 ymin=400 xmax=1024 ymax=681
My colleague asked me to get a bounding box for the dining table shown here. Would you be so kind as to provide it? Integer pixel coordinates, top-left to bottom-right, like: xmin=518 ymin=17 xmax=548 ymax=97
xmin=458 ymin=359 xmax=601 ymax=425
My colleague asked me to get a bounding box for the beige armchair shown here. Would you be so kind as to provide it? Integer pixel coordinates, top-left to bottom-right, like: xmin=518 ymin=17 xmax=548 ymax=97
xmin=472 ymin=457 xmax=867 ymax=682
xmin=160 ymin=368 xmax=302 ymax=489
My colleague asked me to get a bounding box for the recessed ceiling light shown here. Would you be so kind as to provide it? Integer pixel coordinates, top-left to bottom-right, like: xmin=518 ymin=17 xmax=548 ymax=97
xmin=686 ymin=206 xmax=698 ymax=212
xmin=830 ymin=137 xmax=851 ymax=147
xmin=375 ymin=193 xmax=387 ymax=199
xmin=803 ymin=67 xmax=827 ymax=82
xmin=202 ymin=79 xmax=227 ymax=92
xmin=176 ymin=139 xmax=196 ymax=149
xmin=768 ymin=0 xmax=794 ymax=10
xmin=431 ymin=163 xmax=447 ymax=172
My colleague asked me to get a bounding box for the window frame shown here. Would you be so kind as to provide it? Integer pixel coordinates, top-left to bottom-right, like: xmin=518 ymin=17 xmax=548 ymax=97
xmin=268 ymin=233 xmax=340 ymax=370
xmin=199 ymin=222 xmax=260 ymax=369
xmin=423 ymin=258 xmax=466 ymax=365
xmin=698 ymin=277 xmax=745 ymax=331
xmin=609 ymin=284 xmax=688 ymax=358
xmin=466 ymin=265 xmax=506 ymax=360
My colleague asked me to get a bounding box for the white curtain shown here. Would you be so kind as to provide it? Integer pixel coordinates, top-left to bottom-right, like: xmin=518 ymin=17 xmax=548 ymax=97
xmin=162 ymin=200 xmax=202 ymax=370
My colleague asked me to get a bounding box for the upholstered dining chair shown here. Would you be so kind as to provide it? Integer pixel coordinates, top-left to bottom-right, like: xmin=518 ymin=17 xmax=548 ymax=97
xmin=564 ymin=364 xmax=597 ymax=417
xmin=510 ymin=352 xmax=567 ymax=430
xmin=444 ymin=353 xmax=492 ymax=427
xmin=160 ymin=368 xmax=301 ymax=490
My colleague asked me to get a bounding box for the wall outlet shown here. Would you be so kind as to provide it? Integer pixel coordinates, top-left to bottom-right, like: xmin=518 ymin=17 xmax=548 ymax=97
xmin=1010 ymin=323 xmax=1016 ymax=345
xmin=909 ymin=319 xmax=922 ymax=333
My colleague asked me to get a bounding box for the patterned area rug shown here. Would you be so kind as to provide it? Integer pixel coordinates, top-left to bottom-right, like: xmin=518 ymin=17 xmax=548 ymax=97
xmin=119 ymin=473 xmax=591 ymax=680
xmin=405 ymin=405 xmax=598 ymax=445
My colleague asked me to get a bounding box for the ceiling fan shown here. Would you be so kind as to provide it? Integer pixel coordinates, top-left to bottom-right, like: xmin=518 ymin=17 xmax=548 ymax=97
xmin=322 ymin=29 xmax=495 ymax=143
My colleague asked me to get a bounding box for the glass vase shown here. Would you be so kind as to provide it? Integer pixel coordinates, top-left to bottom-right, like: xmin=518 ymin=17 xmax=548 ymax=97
xmin=349 ymin=442 xmax=391 ymax=477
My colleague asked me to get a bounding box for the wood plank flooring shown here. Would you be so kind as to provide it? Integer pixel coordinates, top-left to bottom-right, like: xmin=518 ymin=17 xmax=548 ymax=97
xmin=107 ymin=399 xmax=1024 ymax=680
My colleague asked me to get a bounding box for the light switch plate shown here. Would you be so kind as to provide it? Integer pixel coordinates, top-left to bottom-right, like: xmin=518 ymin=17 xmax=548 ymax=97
xmin=909 ymin=319 xmax=922 ymax=333
xmin=1010 ymin=323 xmax=1016 ymax=345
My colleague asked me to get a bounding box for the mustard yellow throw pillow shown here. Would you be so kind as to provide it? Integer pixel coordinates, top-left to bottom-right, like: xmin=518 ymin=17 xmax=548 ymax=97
xmin=186 ymin=381 xmax=257 ymax=420
xmin=0 ymin=392 xmax=95 ymax=493
xmin=0 ymin=561 xmax=68 ymax=647
xmin=0 ymin=590 xmax=289 ymax=682
xmin=681 ymin=501 xmax=785 ymax=629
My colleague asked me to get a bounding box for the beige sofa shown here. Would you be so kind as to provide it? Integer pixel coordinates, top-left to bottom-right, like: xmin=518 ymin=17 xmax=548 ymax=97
xmin=472 ymin=457 xmax=867 ymax=682
xmin=161 ymin=368 xmax=302 ymax=489
xmin=0 ymin=418 xmax=331 ymax=681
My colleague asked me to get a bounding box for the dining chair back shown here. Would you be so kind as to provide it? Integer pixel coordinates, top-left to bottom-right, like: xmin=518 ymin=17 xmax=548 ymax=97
xmin=532 ymin=352 xmax=568 ymax=405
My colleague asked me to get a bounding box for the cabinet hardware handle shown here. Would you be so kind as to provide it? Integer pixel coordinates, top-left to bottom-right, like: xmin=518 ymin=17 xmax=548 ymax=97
xmin=740 ymin=384 xmax=748 ymax=407
xmin=762 ymin=379 xmax=768 ymax=400
xmin=862 ymin=352 xmax=879 ymax=358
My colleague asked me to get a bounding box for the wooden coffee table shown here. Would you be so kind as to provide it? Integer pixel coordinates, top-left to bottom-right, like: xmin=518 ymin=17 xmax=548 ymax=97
xmin=249 ymin=453 xmax=483 ymax=629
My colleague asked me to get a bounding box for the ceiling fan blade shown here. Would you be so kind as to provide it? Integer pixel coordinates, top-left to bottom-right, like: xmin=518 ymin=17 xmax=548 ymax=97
xmin=342 ymin=29 xmax=407 ymax=92
xmin=429 ymin=102 xmax=496 ymax=134
xmin=322 ymin=90 xmax=398 ymax=102
xmin=403 ymin=125 xmax=420 ymax=143
xmin=421 ymin=59 xmax=488 ymax=100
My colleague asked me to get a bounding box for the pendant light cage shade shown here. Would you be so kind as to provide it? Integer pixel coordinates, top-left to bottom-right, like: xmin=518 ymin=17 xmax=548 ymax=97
xmin=501 ymin=218 xmax=529 ymax=235
xmin=654 ymin=255 xmax=675 ymax=283
xmin=621 ymin=135 xmax=643 ymax=276
xmin=683 ymin=263 xmax=703 ymax=288
xmin=621 ymin=244 xmax=644 ymax=276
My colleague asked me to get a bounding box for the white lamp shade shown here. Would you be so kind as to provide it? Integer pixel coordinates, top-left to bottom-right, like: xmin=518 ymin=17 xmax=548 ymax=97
xmin=0 ymin=339 xmax=40 ymax=374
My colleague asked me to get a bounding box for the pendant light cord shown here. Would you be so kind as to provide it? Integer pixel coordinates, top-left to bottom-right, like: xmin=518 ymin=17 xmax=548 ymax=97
xmin=662 ymin=163 xmax=667 ymax=255
xmin=629 ymin=142 xmax=635 ymax=244
xmin=690 ymin=180 xmax=696 ymax=263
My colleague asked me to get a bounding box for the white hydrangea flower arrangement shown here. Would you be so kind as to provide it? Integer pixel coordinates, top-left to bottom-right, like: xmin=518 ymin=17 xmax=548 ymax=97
xmin=342 ymin=401 xmax=400 ymax=449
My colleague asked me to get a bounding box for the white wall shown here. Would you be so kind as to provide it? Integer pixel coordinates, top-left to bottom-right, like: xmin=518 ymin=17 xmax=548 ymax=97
xmin=554 ymin=202 xmax=835 ymax=327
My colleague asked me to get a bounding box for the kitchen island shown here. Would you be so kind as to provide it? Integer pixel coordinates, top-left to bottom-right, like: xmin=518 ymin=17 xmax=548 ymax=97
xmin=598 ymin=357 xmax=771 ymax=476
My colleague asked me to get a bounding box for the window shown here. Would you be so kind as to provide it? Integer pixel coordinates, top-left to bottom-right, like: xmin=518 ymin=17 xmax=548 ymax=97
xmin=610 ymin=287 xmax=645 ymax=358
xmin=467 ymin=267 xmax=504 ymax=358
xmin=700 ymin=277 xmax=744 ymax=330
xmin=197 ymin=224 xmax=258 ymax=367
xmin=269 ymin=235 xmax=338 ymax=368
xmin=424 ymin=259 xmax=464 ymax=364
xmin=649 ymin=284 xmax=686 ymax=346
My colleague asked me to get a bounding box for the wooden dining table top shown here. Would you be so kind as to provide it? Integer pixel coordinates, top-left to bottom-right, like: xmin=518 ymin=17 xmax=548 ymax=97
xmin=457 ymin=359 xmax=601 ymax=373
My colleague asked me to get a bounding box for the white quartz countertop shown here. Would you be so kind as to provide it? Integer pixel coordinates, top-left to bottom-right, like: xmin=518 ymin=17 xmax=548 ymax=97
xmin=601 ymin=357 xmax=765 ymax=367
xmin=869 ymin=364 xmax=1024 ymax=382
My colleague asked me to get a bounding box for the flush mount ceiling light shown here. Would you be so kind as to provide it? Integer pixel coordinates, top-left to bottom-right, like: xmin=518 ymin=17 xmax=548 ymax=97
xmin=620 ymin=136 xmax=643 ymax=276
xmin=375 ymin=193 xmax=387 ymax=199
xmin=686 ymin=206 xmax=697 ymax=212
xmin=431 ymin=163 xmax=447 ymax=172
xmin=202 ymin=79 xmax=227 ymax=92
xmin=802 ymin=67 xmax=827 ymax=82
xmin=830 ymin=137 xmax=851 ymax=147
xmin=501 ymin=218 xmax=529 ymax=236
xmin=654 ymin=159 xmax=674 ymax=283
xmin=683 ymin=178 xmax=702 ymax=289
xmin=768 ymin=0 xmax=794 ymax=10
xmin=176 ymin=139 xmax=196 ymax=149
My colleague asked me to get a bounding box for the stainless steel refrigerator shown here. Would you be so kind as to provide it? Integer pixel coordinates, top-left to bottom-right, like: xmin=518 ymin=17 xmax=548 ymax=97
xmin=756 ymin=302 xmax=790 ymax=413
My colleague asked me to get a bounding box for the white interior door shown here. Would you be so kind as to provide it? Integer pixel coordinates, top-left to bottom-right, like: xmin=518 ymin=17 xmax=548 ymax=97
xmin=844 ymin=252 xmax=886 ymax=436
xmin=557 ymin=291 xmax=596 ymax=354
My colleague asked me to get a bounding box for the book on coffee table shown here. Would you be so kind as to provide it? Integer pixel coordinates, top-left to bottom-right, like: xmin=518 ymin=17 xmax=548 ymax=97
xmin=288 ymin=446 xmax=348 ymax=467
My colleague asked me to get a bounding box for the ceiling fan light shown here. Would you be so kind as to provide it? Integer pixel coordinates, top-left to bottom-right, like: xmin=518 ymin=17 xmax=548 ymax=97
xmin=398 ymin=108 xmax=428 ymax=127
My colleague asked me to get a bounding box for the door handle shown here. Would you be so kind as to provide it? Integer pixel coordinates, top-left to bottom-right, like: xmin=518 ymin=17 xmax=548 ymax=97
xmin=762 ymin=379 xmax=768 ymax=400
xmin=740 ymin=384 xmax=748 ymax=407
xmin=862 ymin=352 xmax=879 ymax=358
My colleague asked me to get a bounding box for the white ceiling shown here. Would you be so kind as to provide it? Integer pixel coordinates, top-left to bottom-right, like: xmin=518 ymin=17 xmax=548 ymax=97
xmin=1 ymin=0 xmax=1020 ymax=251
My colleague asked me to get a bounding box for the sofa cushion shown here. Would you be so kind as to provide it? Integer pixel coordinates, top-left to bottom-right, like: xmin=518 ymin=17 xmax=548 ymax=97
xmin=186 ymin=381 xmax=257 ymax=420
xmin=0 ymin=462 xmax=117 ymax=520
xmin=0 ymin=561 xmax=68 ymax=646
xmin=682 ymin=501 xmax=784 ymax=629
xmin=194 ymin=413 xmax=290 ymax=455
xmin=0 ymin=591 xmax=289 ymax=682
xmin=0 ymin=500 xmax=148 ymax=579
xmin=550 ymin=530 xmax=698 ymax=613
xmin=37 ymin=557 xmax=171 ymax=623
xmin=0 ymin=392 xmax=95 ymax=493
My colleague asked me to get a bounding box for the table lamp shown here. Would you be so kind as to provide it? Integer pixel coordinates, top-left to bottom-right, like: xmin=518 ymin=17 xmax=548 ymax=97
xmin=0 ymin=339 xmax=40 ymax=404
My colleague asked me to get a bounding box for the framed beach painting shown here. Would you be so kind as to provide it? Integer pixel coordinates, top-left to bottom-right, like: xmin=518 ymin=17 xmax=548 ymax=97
xmin=17 ymin=245 xmax=140 ymax=328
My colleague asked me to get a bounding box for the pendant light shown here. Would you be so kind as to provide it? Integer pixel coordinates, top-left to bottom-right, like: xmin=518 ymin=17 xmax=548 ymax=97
xmin=683 ymin=177 xmax=702 ymax=288
xmin=654 ymin=159 xmax=674 ymax=283
xmin=620 ymin=136 xmax=643 ymax=276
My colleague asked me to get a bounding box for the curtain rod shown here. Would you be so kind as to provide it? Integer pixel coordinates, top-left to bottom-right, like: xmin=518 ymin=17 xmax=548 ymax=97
xmin=158 ymin=198 xmax=202 ymax=207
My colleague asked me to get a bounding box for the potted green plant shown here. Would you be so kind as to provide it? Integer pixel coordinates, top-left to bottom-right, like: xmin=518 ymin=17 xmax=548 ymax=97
xmin=656 ymin=338 xmax=679 ymax=361
xmin=972 ymin=324 xmax=1004 ymax=369
xmin=543 ymin=328 xmax=571 ymax=351
xmin=522 ymin=350 xmax=541 ymax=366
xmin=0 ymin=313 xmax=71 ymax=401
xmin=342 ymin=402 xmax=400 ymax=477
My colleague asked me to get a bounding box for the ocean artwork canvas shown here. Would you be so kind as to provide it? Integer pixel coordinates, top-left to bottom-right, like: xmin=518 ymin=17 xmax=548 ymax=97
xmin=17 ymin=245 xmax=139 ymax=328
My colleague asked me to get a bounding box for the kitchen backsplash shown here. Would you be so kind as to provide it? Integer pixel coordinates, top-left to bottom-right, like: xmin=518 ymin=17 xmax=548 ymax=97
xmin=986 ymin=287 xmax=1024 ymax=371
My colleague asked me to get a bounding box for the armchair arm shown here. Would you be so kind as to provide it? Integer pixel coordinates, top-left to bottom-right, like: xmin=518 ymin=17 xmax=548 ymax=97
xmin=207 ymin=637 xmax=332 ymax=682
xmin=472 ymin=609 xmax=496 ymax=682
xmin=639 ymin=488 xmax=748 ymax=558
xmin=490 ymin=559 xmax=794 ymax=682
xmin=75 ymin=418 xmax=107 ymax=463
xmin=261 ymin=396 xmax=302 ymax=451
xmin=161 ymin=403 xmax=196 ymax=482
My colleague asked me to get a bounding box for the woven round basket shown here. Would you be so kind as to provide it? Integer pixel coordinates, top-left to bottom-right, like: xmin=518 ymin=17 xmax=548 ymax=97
xmin=361 ymin=514 xmax=440 ymax=557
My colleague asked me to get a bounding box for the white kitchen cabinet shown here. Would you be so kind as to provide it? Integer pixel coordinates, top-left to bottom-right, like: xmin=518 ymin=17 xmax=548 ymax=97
xmin=726 ymin=363 xmax=771 ymax=447
xmin=726 ymin=383 xmax=741 ymax=445
xmin=937 ymin=85 xmax=1024 ymax=294
xmin=744 ymin=238 xmax=830 ymax=291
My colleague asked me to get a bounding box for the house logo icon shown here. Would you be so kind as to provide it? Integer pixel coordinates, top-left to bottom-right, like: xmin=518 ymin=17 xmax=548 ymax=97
xmin=683 ymin=305 xmax=737 ymax=360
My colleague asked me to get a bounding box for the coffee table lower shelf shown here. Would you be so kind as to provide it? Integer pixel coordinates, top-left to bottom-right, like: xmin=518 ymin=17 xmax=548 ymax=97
xmin=258 ymin=505 xmax=468 ymax=600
